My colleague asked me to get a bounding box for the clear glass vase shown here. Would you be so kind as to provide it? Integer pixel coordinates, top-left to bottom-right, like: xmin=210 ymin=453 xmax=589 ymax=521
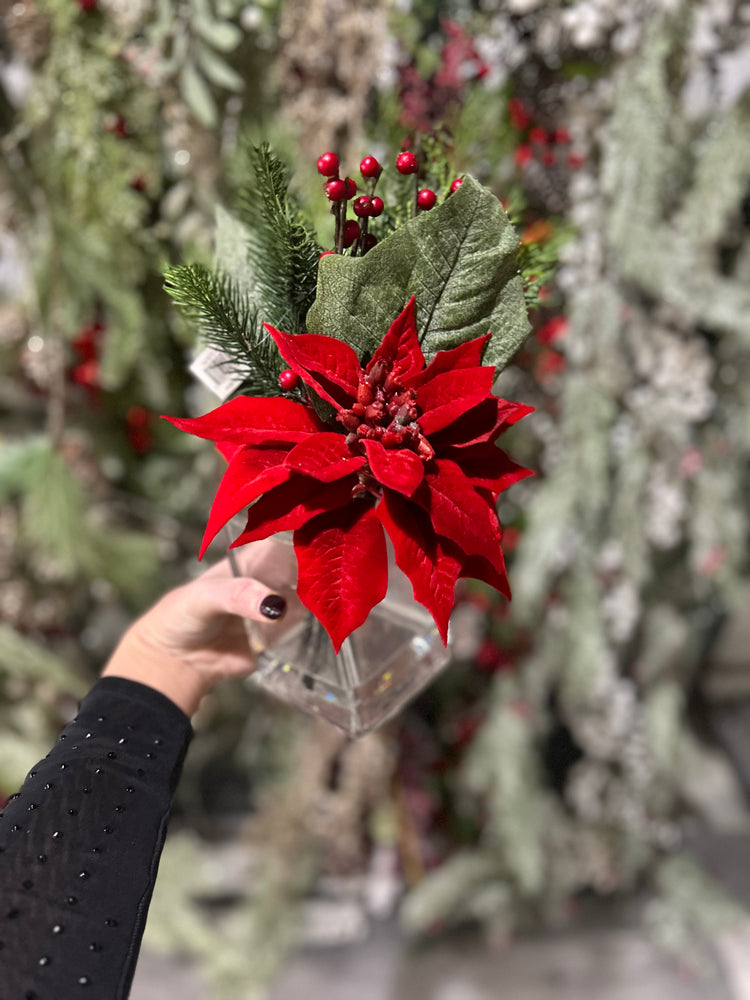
xmin=226 ymin=530 xmax=452 ymax=738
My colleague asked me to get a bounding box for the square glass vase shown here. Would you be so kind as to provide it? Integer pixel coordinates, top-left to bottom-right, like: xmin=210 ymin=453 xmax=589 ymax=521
xmin=226 ymin=530 xmax=453 ymax=738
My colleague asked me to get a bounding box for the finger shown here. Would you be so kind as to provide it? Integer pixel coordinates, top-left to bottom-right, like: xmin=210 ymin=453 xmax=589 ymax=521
xmin=180 ymin=576 xmax=288 ymax=624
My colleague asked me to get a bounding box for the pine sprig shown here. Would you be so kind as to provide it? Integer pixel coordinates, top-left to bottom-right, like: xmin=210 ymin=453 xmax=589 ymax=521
xmin=164 ymin=263 xmax=285 ymax=396
xmin=236 ymin=142 xmax=321 ymax=334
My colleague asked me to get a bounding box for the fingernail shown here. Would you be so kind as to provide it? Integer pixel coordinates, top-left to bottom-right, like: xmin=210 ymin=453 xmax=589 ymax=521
xmin=260 ymin=594 xmax=287 ymax=620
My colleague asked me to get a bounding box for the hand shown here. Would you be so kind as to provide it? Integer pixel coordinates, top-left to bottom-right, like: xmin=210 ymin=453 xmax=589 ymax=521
xmin=102 ymin=538 xmax=290 ymax=717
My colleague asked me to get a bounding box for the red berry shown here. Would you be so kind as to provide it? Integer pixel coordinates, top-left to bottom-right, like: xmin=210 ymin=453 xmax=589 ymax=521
xmin=552 ymin=128 xmax=571 ymax=145
xmin=369 ymin=196 xmax=384 ymax=217
xmin=103 ymin=113 xmax=129 ymax=138
xmin=77 ymin=0 xmax=97 ymax=10
xmin=344 ymin=177 xmax=357 ymax=199
xmin=362 ymin=234 xmax=378 ymax=253
xmin=417 ymin=188 xmax=437 ymax=210
xmin=279 ymin=370 xmax=300 ymax=391
xmin=396 ymin=151 xmax=418 ymax=175
xmin=514 ymin=144 xmax=533 ymax=167
xmin=126 ymin=404 xmax=150 ymax=430
xmin=567 ymin=151 xmax=585 ymax=169
xmin=317 ymin=152 xmax=340 ymax=177
xmin=353 ymin=196 xmax=372 ymax=218
xmin=343 ymin=220 xmax=361 ymax=247
xmin=541 ymin=148 xmax=556 ymax=168
xmin=325 ymin=178 xmax=347 ymax=201
xmin=529 ymin=126 xmax=548 ymax=145
xmin=360 ymin=155 xmax=382 ymax=179
xmin=450 ymin=178 xmax=463 ymax=193
xmin=507 ymin=97 xmax=531 ymax=131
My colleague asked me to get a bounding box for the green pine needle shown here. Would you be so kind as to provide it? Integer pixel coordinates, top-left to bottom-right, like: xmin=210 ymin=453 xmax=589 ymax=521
xmin=236 ymin=142 xmax=321 ymax=334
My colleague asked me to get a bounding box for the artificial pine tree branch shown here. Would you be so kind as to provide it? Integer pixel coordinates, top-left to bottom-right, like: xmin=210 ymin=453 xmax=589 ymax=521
xmin=164 ymin=263 xmax=286 ymax=397
xmin=236 ymin=142 xmax=321 ymax=333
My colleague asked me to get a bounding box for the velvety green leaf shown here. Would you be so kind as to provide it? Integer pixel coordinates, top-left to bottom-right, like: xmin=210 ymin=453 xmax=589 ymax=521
xmin=306 ymin=175 xmax=530 ymax=371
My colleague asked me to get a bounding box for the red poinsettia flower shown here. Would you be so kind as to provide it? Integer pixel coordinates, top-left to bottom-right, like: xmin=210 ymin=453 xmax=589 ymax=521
xmin=165 ymin=298 xmax=532 ymax=651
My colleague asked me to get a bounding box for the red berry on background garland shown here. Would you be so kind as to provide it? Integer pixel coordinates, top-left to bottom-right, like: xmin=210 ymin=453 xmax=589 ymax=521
xmin=325 ymin=178 xmax=347 ymax=201
xmin=369 ymin=196 xmax=384 ymax=217
xmin=514 ymin=144 xmax=533 ymax=167
xmin=279 ymin=370 xmax=300 ymax=391
xmin=567 ymin=151 xmax=585 ymax=169
xmin=362 ymin=234 xmax=378 ymax=253
xmin=450 ymin=178 xmax=463 ymax=193
xmin=360 ymin=155 xmax=382 ymax=179
xmin=396 ymin=151 xmax=418 ymax=175
xmin=344 ymin=177 xmax=357 ymax=199
xmin=417 ymin=188 xmax=437 ymax=210
xmin=126 ymin=405 xmax=154 ymax=454
xmin=77 ymin=0 xmax=97 ymax=10
xmin=342 ymin=220 xmax=361 ymax=248
xmin=528 ymin=126 xmax=548 ymax=145
xmin=316 ymin=152 xmax=340 ymax=177
xmin=552 ymin=128 xmax=571 ymax=145
xmin=541 ymin=148 xmax=556 ymax=168
xmin=102 ymin=113 xmax=129 ymax=138
xmin=353 ymin=196 xmax=372 ymax=218
xmin=507 ymin=96 xmax=530 ymax=131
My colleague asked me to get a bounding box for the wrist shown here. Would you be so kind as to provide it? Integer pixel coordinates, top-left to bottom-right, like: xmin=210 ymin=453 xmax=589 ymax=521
xmin=102 ymin=629 xmax=210 ymax=717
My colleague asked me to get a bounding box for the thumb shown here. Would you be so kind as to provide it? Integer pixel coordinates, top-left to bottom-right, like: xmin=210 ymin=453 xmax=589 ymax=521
xmin=179 ymin=575 xmax=288 ymax=624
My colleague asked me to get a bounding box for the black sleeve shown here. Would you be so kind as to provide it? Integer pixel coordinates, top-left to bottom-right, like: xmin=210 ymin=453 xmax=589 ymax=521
xmin=0 ymin=676 xmax=193 ymax=1000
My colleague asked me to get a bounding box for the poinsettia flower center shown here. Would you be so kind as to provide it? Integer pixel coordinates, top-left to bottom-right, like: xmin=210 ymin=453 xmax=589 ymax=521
xmin=336 ymin=363 xmax=434 ymax=499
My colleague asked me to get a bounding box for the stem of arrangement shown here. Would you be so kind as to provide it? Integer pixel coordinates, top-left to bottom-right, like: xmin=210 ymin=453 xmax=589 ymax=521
xmin=335 ymin=199 xmax=346 ymax=254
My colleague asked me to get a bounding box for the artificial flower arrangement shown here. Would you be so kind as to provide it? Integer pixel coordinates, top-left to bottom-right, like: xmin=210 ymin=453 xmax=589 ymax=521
xmin=163 ymin=143 xmax=533 ymax=728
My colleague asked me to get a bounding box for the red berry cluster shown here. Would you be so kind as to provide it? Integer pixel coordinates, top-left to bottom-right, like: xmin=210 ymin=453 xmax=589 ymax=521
xmin=507 ymin=97 xmax=584 ymax=171
xmin=317 ymin=150 xmax=385 ymax=255
xmin=316 ymin=148 xmax=465 ymax=260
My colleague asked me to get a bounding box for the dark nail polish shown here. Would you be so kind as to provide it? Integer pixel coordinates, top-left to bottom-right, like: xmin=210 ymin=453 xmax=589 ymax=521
xmin=260 ymin=594 xmax=286 ymax=620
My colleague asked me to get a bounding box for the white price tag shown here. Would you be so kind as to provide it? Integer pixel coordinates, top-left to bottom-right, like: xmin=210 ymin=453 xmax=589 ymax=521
xmin=189 ymin=346 xmax=245 ymax=400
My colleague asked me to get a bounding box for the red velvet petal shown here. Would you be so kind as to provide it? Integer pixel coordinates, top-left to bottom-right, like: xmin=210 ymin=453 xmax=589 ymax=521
xmin=408 ymin=333 xmax=490 ymax=389
xmin=200 ymin=447 xmax=291 ymax=558
xmin=230 ymin=474 xmax=356 ymax=546
xmin=378 ymin=492 xmax=459 ymax=644
xmin=164 ymin=396 xmax=324 ymax=445
xmin=442 ymin=442 xmax=533 ymax=495
xmin=367 ymin=298 xmax=424 ymax=386
xmin=363 ymin=440 xmax=424 ymax=496
xmin=459 ymin=551 xmax=511 ymax=600
xmin=294 ymin=503 xmax=388 ymax=653
xmin=431 ymin=397 xmax=534 ymax=448
xmin=215 ymin=441 xmax=241 ymax=462
xmin=265 ymin=325 xmax=360 ymax=410
xmin=415 ymin=459 xmax=504 ymax=575
xmin=416 ymin=367 xmax=496 ymax=436
xmin=285 ymin=432 xmax=367 ymax=482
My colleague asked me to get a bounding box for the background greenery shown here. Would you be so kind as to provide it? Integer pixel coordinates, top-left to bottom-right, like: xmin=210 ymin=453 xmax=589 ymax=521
xmin=2 ymin=1 xmax=750 ymax=996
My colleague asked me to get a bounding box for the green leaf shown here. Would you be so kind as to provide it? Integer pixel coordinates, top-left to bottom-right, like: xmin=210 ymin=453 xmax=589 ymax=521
xmin=194 ymin=19 xmax=243 ymax=52
xmin=196 ymin=42 xmax=245 ymax=93
xmin=180 ymin=62 xmax=218 ymax=128
xmin=306 ymin=175 xmax=530 ymax=371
